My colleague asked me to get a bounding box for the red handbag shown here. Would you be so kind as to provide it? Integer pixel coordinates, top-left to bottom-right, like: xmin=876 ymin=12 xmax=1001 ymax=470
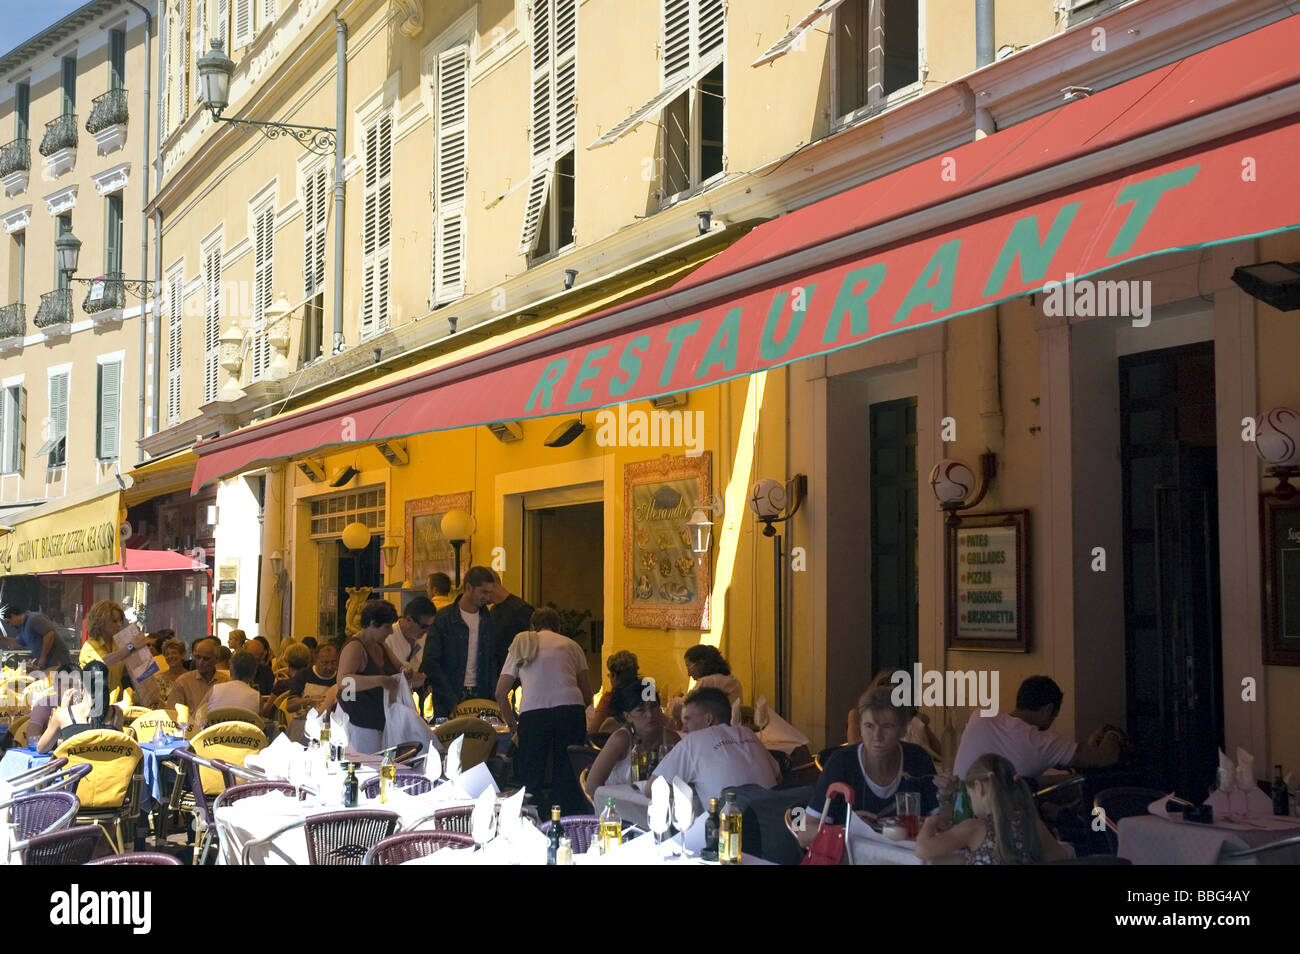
xmin=800 ymin=782 xmax=854 ymax=865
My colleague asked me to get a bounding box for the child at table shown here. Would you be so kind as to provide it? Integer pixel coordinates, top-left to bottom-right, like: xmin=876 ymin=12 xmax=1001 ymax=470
xmin=914 ymin=753 xmax=1070 ymax=864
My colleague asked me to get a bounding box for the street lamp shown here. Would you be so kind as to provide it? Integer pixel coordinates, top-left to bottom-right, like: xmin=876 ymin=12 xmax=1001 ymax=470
xmin=441 ymin=508 xmax=476 ymax=589
xmin=197 ymin=40 xmax=337 ymax=155
xmin=56 ymin=229 xmax=154 ymax=297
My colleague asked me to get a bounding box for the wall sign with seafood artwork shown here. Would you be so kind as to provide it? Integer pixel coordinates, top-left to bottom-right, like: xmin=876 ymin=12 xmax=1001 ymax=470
xmin=623 ymin=453 xmax=712 ymax=630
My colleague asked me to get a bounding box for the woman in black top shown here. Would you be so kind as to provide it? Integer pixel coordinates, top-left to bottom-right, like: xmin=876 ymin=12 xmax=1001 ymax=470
xmin=800 ymin=686 xmax=939 ymax=841
xmin=336 ymin=600 xmax=401 ymax=753
xmin=37 ymin=661 xmax=123 ymax=753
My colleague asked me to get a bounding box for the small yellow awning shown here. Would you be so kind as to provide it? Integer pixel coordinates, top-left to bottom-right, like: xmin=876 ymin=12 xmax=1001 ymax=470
xmin=125 ymin=448 xmax=199 ymax=507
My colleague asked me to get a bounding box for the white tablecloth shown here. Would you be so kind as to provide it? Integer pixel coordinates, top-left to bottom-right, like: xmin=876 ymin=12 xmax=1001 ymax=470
xmin=1118 ymin=814 xmax=1300 ymax=865
xmin=594 ymin=783 xmax=650 ymax=828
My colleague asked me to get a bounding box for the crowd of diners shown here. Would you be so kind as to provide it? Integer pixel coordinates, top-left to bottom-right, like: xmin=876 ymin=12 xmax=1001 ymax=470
xmin=4 ymin=577 xmax=1125 ymax=863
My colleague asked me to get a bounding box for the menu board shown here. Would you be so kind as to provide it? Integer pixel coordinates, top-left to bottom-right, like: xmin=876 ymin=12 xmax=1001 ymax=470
xmin=955 ymin=526 xmax=1019 ymax=639
xmin=1261 ymin=494 xmax=1300 ymax=665
xmin=946 ymin=510 xmax=1029 ymax=652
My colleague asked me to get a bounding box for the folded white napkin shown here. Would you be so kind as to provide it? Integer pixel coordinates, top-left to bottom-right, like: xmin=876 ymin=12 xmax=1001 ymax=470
xmin=445 ymin=735 xmax=464 ymax=780
xmin=423 ymin=743 xmax=443 ymax=783
xmin=672 ymin=776 xmax=696 ymax=832
xmin=1147 ymin=793 xmax=1185 ymax=821
xmin=425 ymin=778 xmax=472 ymax=804
xmin=1216 ymin=749 xmax=1237 ymax=793
xmin=456 ymin=761 xmax=499 ymax=800
xmin=648 ymin=776 xmax=672 ymax=838
xmin=245 ymin=733 xmax=302 ymax=779
xmin=497 ymin=788 xmax=525 ymax=839
xmin=1235 ymin=746 xmax=1256 ymax=793
xmin=756 ymin=706 xmax=811 ymax=754
xmin=470 ymin=786 xmax=496 ymax=844
xmin=330 ymin=711 xmax=350 ymax=751
xmin=506 ymin=816 xmax=550 ymax=865
xmin=304 ymin=709 xmax=321 ymax=743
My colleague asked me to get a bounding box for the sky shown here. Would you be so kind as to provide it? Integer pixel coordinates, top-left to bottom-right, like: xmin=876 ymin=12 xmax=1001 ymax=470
xmin=0 ymin=0 xmax=91 ymax=59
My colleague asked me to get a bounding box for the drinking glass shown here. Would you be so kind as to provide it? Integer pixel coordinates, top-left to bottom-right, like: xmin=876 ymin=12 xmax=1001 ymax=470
xmin=896 ymin=791 xmax=921 ymax=839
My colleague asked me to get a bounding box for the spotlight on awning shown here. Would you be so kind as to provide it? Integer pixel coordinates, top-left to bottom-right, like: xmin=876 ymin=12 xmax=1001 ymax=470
xmin=544 ymin=418 xmax=586 ymax=448
xmin=1232 ymin=261 xmax=1300 ymax=311
xmin=330 ymin=465 xmax=360 ymax=487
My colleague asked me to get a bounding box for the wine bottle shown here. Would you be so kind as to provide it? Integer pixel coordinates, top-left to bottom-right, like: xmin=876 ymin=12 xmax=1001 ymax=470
xmin=701 ymin=797 xmax=721 ymax=861
xmin=343 ymin=763 xmax=359 ymax=807
xmin=599 ymin=797 xmax=622 ymax=854
xmin=1273 ymin=764 xmax=1290 ymax=816
xmin=546 ymin=806 xmax=564 ymax=865
xmin=718 ymin=791 xmax=742 ymax=864
xmin=379 ymin=747 xmax=396 ymax=803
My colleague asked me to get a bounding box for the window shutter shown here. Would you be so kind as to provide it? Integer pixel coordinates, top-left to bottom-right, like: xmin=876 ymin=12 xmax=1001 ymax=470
xmin=16 ymin=385 xmax=25 ymax=476
xmin=663 ymin=0 xmax=692 ymax=85
xmin=167 ymin=273 xmax=183 ymax=425
xmin=168 ymin=11 xmax=182 ymax=131
xmin=204 ymin=244 xmax=221 ymax=403
xmin=51 ymin=373 xmax=69 ymax=466
xmin=518 ymin=169 xmax=550 ymax=256
xmin=434 ymin=45 xmax=468 ymax=305
xmin=263 ymin=0 xmax=276 ymax=26
xmin=0 ymin=389 xmax=6 ymax=473
xmin=530 ymin=0 xmax=553 ymax=164
xmin=696 ymin=0 xmax=726 ymax=64
xmin=252 ymin=205 xmax=274 ymax=378
xmin=554 ymin=0 xmax=577 ymax=153
xmin=98 ymin=361 xmax=121 ymax=459
xmin=217 ymin=0 xmax=229 ymax=44
xmin=361 ymin=115 xmax=392 ymax=338
xmin=61 ymin=57 xmax=76 ymax=114
xmin=304 ymin=166 xmax=328 ymax=297
xmin=105 ymin=194 xmax=123 ymax=275
xmin=234 ymin=0 xmax=253 ymax=48
xmin=110 ymin=29 xmax=126 ymax=90
xmin=15 ymin=84 xmax=29 ymax=142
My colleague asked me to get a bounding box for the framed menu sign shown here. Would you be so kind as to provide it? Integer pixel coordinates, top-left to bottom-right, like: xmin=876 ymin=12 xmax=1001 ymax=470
xmin=946 ymin=510 xmax=1029 ymax=652
xmin=623 ymin=453 xmax=712 ymax=630
xmin=1261 ymin=493 xmax=1300 ymax=665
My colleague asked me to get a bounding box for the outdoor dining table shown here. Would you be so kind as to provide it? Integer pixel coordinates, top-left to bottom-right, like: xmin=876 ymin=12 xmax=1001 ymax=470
xmin=595 ymin=783 xmax=650 ymax=829
xmin=1118 ymin=813 xmax=1300 ymax=864
xmin=0 ymin=745 xmax=51 ymax=779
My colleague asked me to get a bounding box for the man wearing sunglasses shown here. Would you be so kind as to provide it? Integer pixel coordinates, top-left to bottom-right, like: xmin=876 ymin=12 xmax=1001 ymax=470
xmin=386 ymin=596 xmax=434 ymax=690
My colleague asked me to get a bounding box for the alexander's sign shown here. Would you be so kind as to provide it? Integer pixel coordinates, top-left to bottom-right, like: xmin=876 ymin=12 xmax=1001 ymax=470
xmin=0 ymin=492 xmax=121 ymax=574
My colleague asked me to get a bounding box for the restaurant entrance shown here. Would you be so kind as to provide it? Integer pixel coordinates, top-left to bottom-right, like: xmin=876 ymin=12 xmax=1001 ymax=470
xmin=869 ymin=397 xmax=919 ymax=675
xmin=1120 ymin=341 xmax=1223 ymax=799
xmin=524 ymin=500 xmax=605 ymax=671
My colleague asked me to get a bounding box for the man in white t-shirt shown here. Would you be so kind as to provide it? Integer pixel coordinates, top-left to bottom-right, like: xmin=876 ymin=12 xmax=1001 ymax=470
xmin=421 ymin=566 xmax=499 ymax=718
xmin=953 ymin=675 xmax=1121 ymax=781
xmin=650 ymin=687 xmax=781 ymax=814
xmin=199 ymin=651 xmax=264 ymax=722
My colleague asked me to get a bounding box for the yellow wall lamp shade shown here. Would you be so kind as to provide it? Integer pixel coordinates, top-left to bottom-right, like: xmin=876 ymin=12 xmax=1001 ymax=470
xmin=341 ymin=521 xmax=372 ymax=551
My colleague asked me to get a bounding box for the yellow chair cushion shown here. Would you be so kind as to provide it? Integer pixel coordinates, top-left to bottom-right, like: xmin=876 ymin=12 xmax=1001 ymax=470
xmin=433 ymin=716 xmax=496 ymax=770
xmin=130 ymin=709 xmax=184 ymax=741
xmin=452 ymin=698 xmax=502 ymax=720
xmin=54 ymin=729 xmax=142 ymax=809
xmin=191 ymin=721 xmax=267 ymax=795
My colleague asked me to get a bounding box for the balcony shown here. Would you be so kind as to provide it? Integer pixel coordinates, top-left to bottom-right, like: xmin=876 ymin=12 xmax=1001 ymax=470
xmin=0 ymin=302 xmax=25 ymax=349
xmin=83 ymin=272 xmax=126 ymax=320
xmin=0 ymin=139 xmax=30 ymax=196
xmin=38 ymin=115 xmax=77 ymax=177
xmin=34 ymin=288 xmax=72 ymax=334
xmin=87 ymin=89 xmax=129 ymax=155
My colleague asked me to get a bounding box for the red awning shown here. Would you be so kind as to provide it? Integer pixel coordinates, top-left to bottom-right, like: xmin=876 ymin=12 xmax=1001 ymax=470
xmin=55 ymin=548 xmax=210 ymax=575
xmin=193 ymin=15 xmax=1300 ymax=491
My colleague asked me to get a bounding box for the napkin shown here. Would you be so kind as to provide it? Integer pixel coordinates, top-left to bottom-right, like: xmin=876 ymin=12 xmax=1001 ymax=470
xmin=648 ymin=775 xmax=672 ymax=838
xmin=672 ymin=776 xmax=696 ymax=832
xmin=456 ymin=762 xmax=499 ymax=799
xmin=586 ymin=831 xmax=661 ymax=865
xmin=756 ymin=706 xmax=811 ymax=755
xmin=470 ymin=785 xmax=496 ymax=844
xmin=445 ymin=735 xmax=464 ymax=780
xmin=753 ymin=696 xmax=771 ymax=732
xmin=1147 ymin=793 xmax=1188 ymax=821
xmin=505 ymin=816 xmax=550 ymax=865
xmin=304 ymin=709 xmax=321 ymax=743
xmin=1235 ymin=746 xmax=1256 ymax=793
xmin=497 ymin=788 xmax=525 ymax=839
xmin=423 ymin=743 xmax=442 ymax=782
xmin=330 ymin=711 xmax=350 ymax=751
xmin=1216 ymin=749 xmax=1237 ymax=793
xmin=246 ymin=733 xmax=302 ymax=778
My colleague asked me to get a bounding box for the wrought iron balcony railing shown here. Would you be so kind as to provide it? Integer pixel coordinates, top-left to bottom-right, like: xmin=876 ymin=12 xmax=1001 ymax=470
xmin=38 ymin=114 xmax=78 ymax=157
xmin=0 ymin=302 xmax=25 ymax=338
xmin=0 ymin=138 xmax=30 ymax=177
xmin=83 ymin=272 xmax=127 ymax=314
xmin=86 ymin=89 xmax=128 ymax=134
xmin=34 ymin=288 xmax=72 ymax=327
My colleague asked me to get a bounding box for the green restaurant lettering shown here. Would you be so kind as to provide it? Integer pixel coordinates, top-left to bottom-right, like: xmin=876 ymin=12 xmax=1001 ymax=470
xmin=523 ymin=163 xmax=1199 ymax=413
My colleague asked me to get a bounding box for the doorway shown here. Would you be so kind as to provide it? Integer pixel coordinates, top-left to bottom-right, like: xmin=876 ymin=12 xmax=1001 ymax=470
xmin=317 ymin=537 xmax=382 ymax=639
xmin=524 ymin=501 xmax=605 ymax=669
xmin=1119 ymin=341 xmax=1223 ymax=798
xmin=869 ymin=397 xmax=919 ymax=675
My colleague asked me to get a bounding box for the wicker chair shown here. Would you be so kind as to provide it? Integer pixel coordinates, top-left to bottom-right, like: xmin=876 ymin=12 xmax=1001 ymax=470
xmin=364 ymin=830 xmax=476 ymax=865
xmin=87 ymin=851 xmax=184 ymax=865
xmin=5 ymin=790 xmax=78 ymax=841
xmin=242 ymin=809 xmax=401 ymax=865
xmin=5 ymin=757 xmax=69 ymax=795
xmin=213 ymin=780 xmax=301 ymax=808
xmin=53 ymin=729 xmax=144 ymax=854
xmin=404 ymin=804 xmax=473 ymax=834
xmin=38 ymin=762 xmax=92 ymax=795
xmin=361 ymin=772 xmax=432 ymax=799
xmin=171 ymin=748 xmax=224 ymax=864
xmin=1094 ymin=786 xmax=1167 ymax=854
xmin=20 ymin=826 xmax=112 ymax=865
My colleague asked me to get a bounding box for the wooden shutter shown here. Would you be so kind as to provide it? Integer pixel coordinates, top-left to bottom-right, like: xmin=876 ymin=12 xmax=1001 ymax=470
xmin=663 ymin=0 xmax=692 ymax=85
xmin=529 ymin=0 xmax=552 ymax=163
xmin=105 ymin=194 xmax=123 ymax=275
xmin=263 ymin=0 xmax=276 ymax=28
xmin=179 ymin=2 xmax=190 ymax=119
xmin=98 ymin=361 xmax=121 ymax=459
xmin=0 ymin=388 xmax=7 ymax=473
xmin=217 ymin=0 xmax=229 ymax=44
xmin=61 ymin=57 xmax=76 ymax=114
xmin=16 ymin=385 xmax=24 ymax=476
xmin=361 ymin=115 xmax=391 ymax=337
xmin=434 ymin=45 xmax=468 ymax=305
xmin=51 ymin=373 xmax=69 ymax=466
xmin=110 ymin=29 xmax=126 ymax=90
xmin=234 ymin=0 xmax=253 ymax=48
xmin=554 ymin=0 xmax=577 ymax=153
xmin=167 ymin=272 xmax=183 ymax=424
xmin=203 ymin=243 xmax=221 ymax=403
xmin=304 ymin=166 xmax=328 ymax=302
xmin=15 ymin=84 xmax=29 ymax=142
xmin=697 ymin=0 xmax=725 ymax=64
xmin=252 ymin=205 xmax=274 ymax=378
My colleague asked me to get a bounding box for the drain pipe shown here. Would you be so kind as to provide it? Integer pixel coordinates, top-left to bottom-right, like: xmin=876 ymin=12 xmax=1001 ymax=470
xmin=125 ymin=0 xmax=151 ymax=462
xmin=150 ymin=1 xmax=166 ymax=438
xmin=975 ymin=0 xmax=996 ymax=139
xmin=331 ymin=17 xmax=347 ymax=356
xmin=975 ymin=0 xmax=1003 ymax=453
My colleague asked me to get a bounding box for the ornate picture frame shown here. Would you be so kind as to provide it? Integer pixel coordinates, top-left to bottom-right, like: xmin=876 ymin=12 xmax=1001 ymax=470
xmin=1261 ymin=492 xmax=1300 ymax=666
xmin=623 ymin=453 xmax=712 ymax=630
xmin=405 ymin=492 xmax=473 ymax=587
xmin=945 ymin=509 xmax=1031 ymax=652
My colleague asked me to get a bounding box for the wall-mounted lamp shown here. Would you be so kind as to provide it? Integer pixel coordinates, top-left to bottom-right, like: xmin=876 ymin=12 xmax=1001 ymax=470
xmin=697 ymin=210 xmax=713 ymax=235
xmin=448 ymin=316 xmax=459 ymax=334
xmin=929 ymin=453 xmax=998 ymax=526
xmin=563 ymin=269 xmax=579 ymax=291
xmin=268 ymin=550 xmax=288 ymax=591
xmin=544 ymin=417 xmax=586 ymax=448
xmin=686 ymin=494 xmax=725 ymax=558
xmin=341 ymin=521 xmax=371 ymax=551
xmin=747 ymin=474 xmax=808 ymax=719
xmin=1233 ymin=262 xmax=1300 ymax=312
xmin=441 ymin=508 xmax=476 ymax=588
xmin=1256 ymin=407 xmax=1300 ymax=497
xmin=380 ymin=537 xmax=402 ymax=576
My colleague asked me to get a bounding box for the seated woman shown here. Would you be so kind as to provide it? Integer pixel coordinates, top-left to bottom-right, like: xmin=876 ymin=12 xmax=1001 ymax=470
xmin=684 ymin=645 xmax=743 ymax=705
xmin=37 ymin=661 xmax=124 ymax=753
xmin=915 ymin=753 xmax=1070 ymax=864
xmin=586 ymin=650 xmax=640 ymax=733
xmin=797 ymin=686 xmax=939 ymax=849
xmin=584 ymin=678 xmax=680 ymax=800
xmin=149 ymin=637 xmax=189 ymax=705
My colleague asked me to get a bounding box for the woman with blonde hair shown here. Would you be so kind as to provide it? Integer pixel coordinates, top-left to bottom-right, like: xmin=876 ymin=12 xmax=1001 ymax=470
xmin=78 ymin=600 xmax=138 ymax=693
xmin=496 ymin=608 xmax=593 ymax=814
xmin=915 ymin=753 xmax=1070 ymax=864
